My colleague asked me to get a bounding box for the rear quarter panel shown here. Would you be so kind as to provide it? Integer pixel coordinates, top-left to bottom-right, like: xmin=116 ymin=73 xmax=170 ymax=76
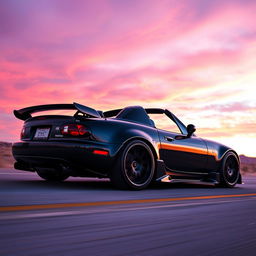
xmin=87 ymin=118 xmax=160 ymax=158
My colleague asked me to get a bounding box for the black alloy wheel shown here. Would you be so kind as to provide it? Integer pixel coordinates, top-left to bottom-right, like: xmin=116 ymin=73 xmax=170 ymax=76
xmin=219 ymin=152 xmax=240 ymax=188
xmin=110 ymin=140 xmax=155 ymax=190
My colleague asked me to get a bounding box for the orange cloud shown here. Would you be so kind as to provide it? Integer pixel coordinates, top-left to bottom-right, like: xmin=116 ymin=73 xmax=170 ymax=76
xmin=0 ymin=0 xmax=255 ymax=156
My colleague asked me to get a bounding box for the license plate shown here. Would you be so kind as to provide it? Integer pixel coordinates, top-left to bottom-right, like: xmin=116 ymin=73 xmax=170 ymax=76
xmin=34 ymin=128 xmax=50 ymax=139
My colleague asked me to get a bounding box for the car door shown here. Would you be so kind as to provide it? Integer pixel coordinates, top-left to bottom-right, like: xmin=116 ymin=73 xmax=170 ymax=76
xmin=158 ymin=130 xmax=208 ymax=172
xmin=149 ymin=112 xmax=208 ymax=173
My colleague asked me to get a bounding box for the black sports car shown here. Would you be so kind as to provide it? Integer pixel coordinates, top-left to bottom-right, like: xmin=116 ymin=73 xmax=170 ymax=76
xmin=12 ymin=102 xmax=242 ymax=190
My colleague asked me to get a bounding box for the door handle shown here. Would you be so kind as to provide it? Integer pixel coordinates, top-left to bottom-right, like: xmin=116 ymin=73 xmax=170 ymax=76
xmin=164 ymin=136 xmax=175 ymax=142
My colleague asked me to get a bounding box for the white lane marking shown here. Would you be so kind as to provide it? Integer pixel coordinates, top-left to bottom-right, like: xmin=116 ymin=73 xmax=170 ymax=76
xmin=1 ymin=197 xmax=255 ymax=221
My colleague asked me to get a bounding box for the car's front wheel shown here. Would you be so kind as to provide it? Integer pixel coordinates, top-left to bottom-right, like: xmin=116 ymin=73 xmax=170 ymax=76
xmin=110 ymin=140 xmax=155 ymax=190
xmin=219 ymin=152 xmax=240 ymax=188
xmin=36 ymin=167 xmax=69 ymax=181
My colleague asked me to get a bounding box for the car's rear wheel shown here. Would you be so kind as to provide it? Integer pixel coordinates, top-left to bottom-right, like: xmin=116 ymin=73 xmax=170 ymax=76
xmin=110 ymin=140 xmax=155 ymax=190
xmin=36 ymin=167 xmax=69 ymax=181
xmin=219 ymin=152 xmax=240 ymax=188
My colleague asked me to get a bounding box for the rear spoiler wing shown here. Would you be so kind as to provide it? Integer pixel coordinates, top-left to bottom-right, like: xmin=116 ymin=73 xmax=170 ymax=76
xmin=13 ymin=102 xmax=102 ymax=120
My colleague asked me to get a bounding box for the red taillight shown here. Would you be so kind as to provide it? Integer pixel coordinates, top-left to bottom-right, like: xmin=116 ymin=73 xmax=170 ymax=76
xmin=20 ymin=127 xmax=25 ymax=139
xmin=77 ymin=125 xmax=88 ymax=136
xmin=60 ymin=124 xmax=90 ymax=137
xmin=93 ymin=150 xmax=109 ymax=156
xmin=68 ymin=124 xmax=79 ymax=136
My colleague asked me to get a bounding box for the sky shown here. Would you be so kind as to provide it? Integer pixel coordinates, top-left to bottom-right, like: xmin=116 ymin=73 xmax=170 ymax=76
xmin=0 ymin=0 xmax=255 ymax=156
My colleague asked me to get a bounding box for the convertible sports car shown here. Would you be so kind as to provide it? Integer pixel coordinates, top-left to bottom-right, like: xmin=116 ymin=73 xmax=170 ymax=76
xmin=12 ymin=102 xmax=242 ymax=190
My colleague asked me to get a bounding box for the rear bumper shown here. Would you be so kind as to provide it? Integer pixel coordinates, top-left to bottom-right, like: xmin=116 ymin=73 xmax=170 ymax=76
xmin=12 ymin=141 xmax=120 ymax=176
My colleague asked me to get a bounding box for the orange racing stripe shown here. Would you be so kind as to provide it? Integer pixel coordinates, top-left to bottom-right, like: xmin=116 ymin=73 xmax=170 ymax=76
xmin=160 ymin=143 xmax=208 ymax=155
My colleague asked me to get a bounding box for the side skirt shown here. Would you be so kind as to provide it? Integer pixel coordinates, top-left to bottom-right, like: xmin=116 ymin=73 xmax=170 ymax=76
xmin=157 ymin=175 xmax=219 ymax=186
xmin=155 ymin=161 xmax=221 ymax=185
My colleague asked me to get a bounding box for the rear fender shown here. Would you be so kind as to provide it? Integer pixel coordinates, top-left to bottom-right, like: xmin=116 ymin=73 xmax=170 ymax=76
xmin=113 ymin=128 xmax=160 ymax=159
xmin=112 ymin=130 xmax=164 ymax=181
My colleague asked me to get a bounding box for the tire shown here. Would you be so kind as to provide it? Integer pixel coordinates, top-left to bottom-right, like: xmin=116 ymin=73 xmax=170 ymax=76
xmin=110 ymin=140 xmax=155 ymax=190
xmin=36 ymin=167 xmax=69 ymax=181
xmin=219 ymin=152 xmax=240 ymax=188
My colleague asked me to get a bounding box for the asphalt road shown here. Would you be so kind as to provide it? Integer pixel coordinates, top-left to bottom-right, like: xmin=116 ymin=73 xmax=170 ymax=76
xmin=1 ymin=168 xmax=256 ymax=256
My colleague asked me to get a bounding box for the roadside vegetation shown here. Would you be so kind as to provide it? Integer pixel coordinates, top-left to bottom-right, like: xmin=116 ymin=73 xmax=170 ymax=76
xmin=240 ymin=155 xmax=256 ymax=175
xmin=0 ymin=142 xmax=15 ymax=168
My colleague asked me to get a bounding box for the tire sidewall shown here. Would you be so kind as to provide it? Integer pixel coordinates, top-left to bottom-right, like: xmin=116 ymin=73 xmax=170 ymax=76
xmin=120 ymin=140 xmax=155 ymax=190
xmin=220 ymin=152 xmax=240 ymax=188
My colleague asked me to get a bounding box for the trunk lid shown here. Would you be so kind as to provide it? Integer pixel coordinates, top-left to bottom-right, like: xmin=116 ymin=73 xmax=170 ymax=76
xmin=21 ymin=115 xmax=75 ymax=141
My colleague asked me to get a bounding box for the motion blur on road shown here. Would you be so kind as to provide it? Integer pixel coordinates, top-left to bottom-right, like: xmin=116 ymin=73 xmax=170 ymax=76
xmin=1 ymin=168 xmax=256 ymax=256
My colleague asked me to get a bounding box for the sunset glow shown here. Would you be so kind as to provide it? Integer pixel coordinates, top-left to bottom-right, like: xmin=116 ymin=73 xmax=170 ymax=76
xmin=0 ymin=0 xmax=255 ymax=156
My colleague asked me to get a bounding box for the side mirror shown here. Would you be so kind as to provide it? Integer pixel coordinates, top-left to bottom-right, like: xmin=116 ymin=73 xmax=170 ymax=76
xmin=187 ymin=124 xmax=196 ymax=138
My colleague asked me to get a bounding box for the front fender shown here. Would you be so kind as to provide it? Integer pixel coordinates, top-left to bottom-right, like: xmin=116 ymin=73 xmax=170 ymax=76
xmin=204 ymin=138 xmax=239 ymax=171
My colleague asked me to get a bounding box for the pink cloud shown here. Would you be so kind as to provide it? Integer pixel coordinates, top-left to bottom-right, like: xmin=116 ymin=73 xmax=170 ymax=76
xmin=0 ymin=0 xmax=256 ymax=155
xmin=204 ymin=103 xmax=256 ymax=112
xmin=198 ymin=122 xmax=256 ymax=138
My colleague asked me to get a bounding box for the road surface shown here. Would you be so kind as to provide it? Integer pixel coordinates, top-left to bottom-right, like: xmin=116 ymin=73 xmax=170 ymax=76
xmin=0 ymin=168 xmax=256 ymax=256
